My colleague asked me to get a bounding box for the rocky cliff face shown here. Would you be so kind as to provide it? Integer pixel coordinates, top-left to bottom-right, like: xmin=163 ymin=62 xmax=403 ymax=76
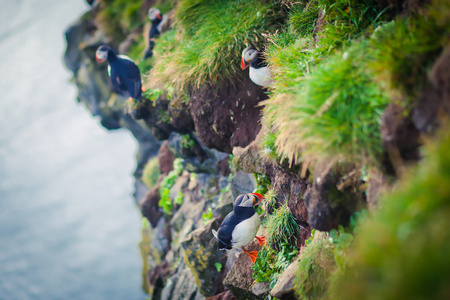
xmin=64 ymin=0 xmax=450 ymax=299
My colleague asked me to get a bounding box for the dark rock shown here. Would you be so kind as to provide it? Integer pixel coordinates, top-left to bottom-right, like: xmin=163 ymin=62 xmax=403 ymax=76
xmin=168 ymin=132 xmax=207 ymax=161
xmin=232 ymin=131 xmax=267 ymax=175
xmin=180 ymin=218 xmax=227 ymax=297
xmin=381 ymin=103 xmax=421 ymax=174
xmin=252 ymin=282 xmax=270 ymax=298
xmin=169 ymin=98 xmax=196 ymax=133
xmin=205 ymin=290 xmax=237 ymax=300
xmin=217 ymin=157 xmax=231 ymax=177
xmin=304 ymin=162 xmax=366 ymax=231
xmin=158 ymin=141 xmax=175 ymax=175
xmin=134 ymin=179 xmax=150 ymax=205
xmin=189 ymin=77 xmax=268 ymax=153
xmin=366 ymin=168 xmax=389 ymax=210
xmin=160 ymin=261 xmax=206 ymax=300
xmin=140 ymin=182 xmax=162 ymax=228
xmin=230 ymin=171 xmax=257 ymax=199
xmin=223 ymin=241 xmax=262 ymax=300
xmin=270 ymin=258 xmax=299 ymax=299
xmin=148 ymin=259 xmax=172 ymax=300
xmin=100 ymin=117 xmax=121 ymax=130
xmin=412 ymin=47 xmax=450 ymax=134
xmin=64 ymin=12 xmax=97 ymax=73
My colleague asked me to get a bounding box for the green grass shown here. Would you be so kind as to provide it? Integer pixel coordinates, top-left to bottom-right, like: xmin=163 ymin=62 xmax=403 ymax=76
xmin=295 ymin=232 xmax=336 ymax=300
xmin=141 ymin=157 xmax=161 ymax=188
xmin=96 ymin=0 xmax=145 ymax=36
xmin=368 ymin=3 xmax=450 ymax=101
xmin=264 ymin=202 xmax=299 ymax=247
xmin=158 ymin=158 xmax=183 ymax=214
xmin=262 ymin=188 xmax=278 ymax=212
xmin=269 ymin=40 xmax=390 ymax=165
xmin=326 ymin=127 xmax=450 ymax=300
xmin=253 ymin=242 xmax=298 ymax=290
xmin=288 ymin=1 xmax=320 ymax=37
xmin=148 ymin=0 xmax=285 ymax=93
xmin=260 ymin=0 xmax=389 ymax=165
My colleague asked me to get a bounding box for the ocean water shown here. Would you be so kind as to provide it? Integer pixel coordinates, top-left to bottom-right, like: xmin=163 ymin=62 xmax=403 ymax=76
xmin=0 ymin=0 xmax=146 ymax=299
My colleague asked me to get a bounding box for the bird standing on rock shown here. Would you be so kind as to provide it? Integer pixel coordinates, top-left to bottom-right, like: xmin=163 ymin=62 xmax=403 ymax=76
xmin=241 ymin=47 xmax=273 ymax=87
xmin=95 ymin=45 xmax=142 ymax=101
xmin=143 ymin=8 xmax=168 ymax=59
xmin=213 ymin=193 xmax=266 ymax=263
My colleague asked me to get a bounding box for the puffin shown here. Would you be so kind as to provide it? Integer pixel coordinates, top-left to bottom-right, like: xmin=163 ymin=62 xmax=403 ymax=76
xmin=96 ymin=45 xmax=142 ymax=101
xmin=241 ymin=47 xmax=273 ymax=87
xmin=213 ymin=193 xmax=266 ymax=263
xmin=143 ymin=8 xmax=168 ymax=59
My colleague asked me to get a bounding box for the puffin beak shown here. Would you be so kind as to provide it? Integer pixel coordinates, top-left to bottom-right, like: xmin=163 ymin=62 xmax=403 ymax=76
xmin=96 ymin=57 xmax=105 ymax=63
xmin=156 ymin=13 xmax=162 ymax=19
xmin=251 ymin=193 xmax=264 ymax=206
xmin=241 ymin=58 xmax=249 ymax=70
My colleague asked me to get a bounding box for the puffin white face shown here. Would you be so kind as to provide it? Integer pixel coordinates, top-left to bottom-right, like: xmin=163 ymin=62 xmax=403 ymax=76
xmin=241 ymin=47 xmax=259 ymax=70
xmin=148 ymin=8 xmax=162 ymax=21
xmin=236 ymin=193 xmax=264 ymax=207
xmin=95 ymin=45 xmax=109 ymax=63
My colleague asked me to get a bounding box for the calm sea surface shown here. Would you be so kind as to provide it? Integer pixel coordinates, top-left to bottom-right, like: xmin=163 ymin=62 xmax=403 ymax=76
xmin=0 ymin=1 xmax=146 ymax=299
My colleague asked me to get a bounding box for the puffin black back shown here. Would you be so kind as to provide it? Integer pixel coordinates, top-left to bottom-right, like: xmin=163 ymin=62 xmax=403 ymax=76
xmin=251 ymin=54 xmax=268 ymax=69
xmin=217 ymin=206 xmax=256 ymax=250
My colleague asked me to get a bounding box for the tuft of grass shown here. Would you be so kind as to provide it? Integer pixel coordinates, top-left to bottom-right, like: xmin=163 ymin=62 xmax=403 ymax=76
xmin=369 ymin=3 xmax=450 ymax=101
xmin=262 ymin=188 xmax=278 ymax=212
xmin=326 ymin=126 xmax=450 ymax=300
xmin=288 ymin=1 xmax=320 ymax=37
xmin=148 ymin=0 xmax=285 ymax=93
xmin=141 ymin=157 xmax=161 ymax=188
xmin=269 ymin=40 xmax=390 ymax=165
xmin=264 ymin=202 xmax=299 ymax=247
xmin=295 ymin=231 xmax=336 ymax=300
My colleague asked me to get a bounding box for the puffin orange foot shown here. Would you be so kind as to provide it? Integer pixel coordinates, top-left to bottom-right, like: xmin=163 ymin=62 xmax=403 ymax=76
xmin=141 ymin=86 xmax=146 ymax=92
xmin=255 ymin=235 xmax=266 ymax=246
xmin=243 ymin=249 xmax=259 ymax=264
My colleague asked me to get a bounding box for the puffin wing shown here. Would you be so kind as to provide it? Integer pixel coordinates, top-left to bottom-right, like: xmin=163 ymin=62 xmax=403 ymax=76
xmin=117 ymin=58 xmax=142 ymax=100
xmin=109 ymin=66 xmax=127 ymax=95
xmin=217 ymin=212 xmax=235 ymax=250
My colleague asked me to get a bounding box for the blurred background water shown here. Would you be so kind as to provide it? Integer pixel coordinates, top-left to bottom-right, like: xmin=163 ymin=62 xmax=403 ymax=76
xmin=0 ymin=0 xmax=146 ymax=299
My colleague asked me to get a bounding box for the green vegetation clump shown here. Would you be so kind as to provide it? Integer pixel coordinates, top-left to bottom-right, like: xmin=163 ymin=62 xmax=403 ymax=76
xmin=269 ymin=40 xmax=390 ymax=165
xmin=262 ymin=188 xmax=278 ymax=212
xmin=254 ymin=173 xmax=271 ymax=196
xmin=96 ymin=0 xmax=145 ymax=38
xmin=180 ymin=134 xmax=195 ymax=149
xmin=159 ymin=158 xmax=183 ymax=214
xmin=141 ymin=157 xmax=161 ymax=189
xmin=326 ymin=128 xmax=450 ymax=300
xmin=295 ymin=232 xmax=336 ymax=300
xmin=253 ymin=242 xmax=298 ymax=290
xmin=149 ymin=0 xmax=285 ymax=92
xmin=261 ymin=0 xmax=390 ymax=166
xmin=369 ymin=2 xmax=450 ymax=101
xmin=264 ymin=202 xmax=299 ymax=248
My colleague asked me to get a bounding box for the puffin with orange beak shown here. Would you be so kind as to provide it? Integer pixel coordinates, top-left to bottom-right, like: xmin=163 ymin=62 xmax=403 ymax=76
xmin=213 ymin=193 xmax=266 ymax=263
xmin=95 ymin=45 xmax=142 ymax=101
xmin=143 ymin=8 xmax=168 ymax=59
xmin=241 ymin=47 xmax=273 ymax=87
